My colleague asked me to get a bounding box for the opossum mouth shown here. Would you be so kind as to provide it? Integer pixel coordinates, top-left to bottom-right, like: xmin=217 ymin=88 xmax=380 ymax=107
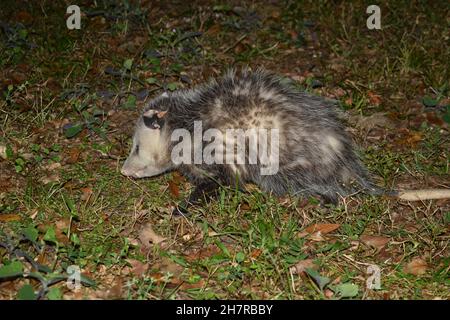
xmin=130 ymin=166 xmax=172 ymax=179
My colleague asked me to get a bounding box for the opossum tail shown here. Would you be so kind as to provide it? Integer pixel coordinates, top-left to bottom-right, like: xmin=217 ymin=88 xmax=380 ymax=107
xmin=361 ymin=179 xmax=450 ymax=201
xmin=395 ymin=189 xmax=450 ymax=201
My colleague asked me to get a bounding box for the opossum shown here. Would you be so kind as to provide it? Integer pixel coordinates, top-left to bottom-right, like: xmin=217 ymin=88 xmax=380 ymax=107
xmin=121 ymin=69 xmax=450 ymax=213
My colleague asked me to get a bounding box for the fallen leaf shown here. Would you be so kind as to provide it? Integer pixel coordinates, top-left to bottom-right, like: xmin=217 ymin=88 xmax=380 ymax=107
xmin=0 ymin=178 xmax=12 ymax=193
xmin=350 ymin=112 xmax=395 ymax=131
xmin=126 ymin=259 xmax=149 ymax=277
xmin=184 ymin=245 xmax=221 ymax=263
xmin=55 ymin=218 xmax=70 ymax=232
xmin=154 ymin=257 xmax=184 ymax=276
xmin=42 ymin=162 xmax=61 ymax=171
xmin=289 ymin=259 xmax=317 ymax=275
xmin=304 ymin=223 xmax=340 ymax=234
xmin=138 ymin=223 xmax=166 ymax=248
xmin=331 ymin=283 xmax=359 ymax=298
xmin=205 ymin=23 xmax=221 ymax=35
xmin=0 ymin=214 xmax=22 ymax=222
xmin=39 ymin=174 xmax=60 ymax=184
xmin=95 ymin=279 xmax=123 ymax=299
xmin=425 ymin=111 xmax=445 ymax=126
xmin=360 ymin=235 xmax=390 ymax=250
xmin=404 ymin=257 xmax=428 ymax=276
xmin=367 ymin=91 xmax=382 ymax=106
xmin=324 ymin=288 xmax=334 ymax=298
xmin=250 ymin=249 xmax=262 ymax=259
xmin=308 ymin=232 xmax=326 ymax=242
xmin=168 ymin=180 xmax=180 ymax=198
xmin=66 ymin=147 xmax=81 ymax=164
xmin=405 ymin=132 xmax=422 ymax=146
xmin=80 ymin=187 xmax=93 ymax=201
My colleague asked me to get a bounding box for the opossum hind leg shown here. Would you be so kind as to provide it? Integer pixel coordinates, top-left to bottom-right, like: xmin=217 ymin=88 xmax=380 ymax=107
xmin=172 ymin=179 xmax=220 ymax=216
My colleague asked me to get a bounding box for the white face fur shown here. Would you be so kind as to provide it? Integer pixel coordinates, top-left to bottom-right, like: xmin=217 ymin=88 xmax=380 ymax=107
xmin=121 ymin=109 xmax=172 ymax=178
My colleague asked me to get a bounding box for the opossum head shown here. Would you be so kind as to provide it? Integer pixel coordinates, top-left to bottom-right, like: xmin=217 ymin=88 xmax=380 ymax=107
xmin=121 ymin=96 xmax=173 ymax=178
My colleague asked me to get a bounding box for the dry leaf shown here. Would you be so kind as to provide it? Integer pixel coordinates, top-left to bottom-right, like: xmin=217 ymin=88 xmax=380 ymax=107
xmin=309 ymin=232 xmax=326 ymax=242
xmin=126 ymin=259 xmax=149 ymax=277
xmin=350 ymin=112 xmax=395 ymax=131
xmin=404 ymin=257 xmax=428 ymax=276
xmin=305 ymin=223 xmax=340 ymax=234
xmin=43 ymin=162 xmax=61 ymax=171
xmin=250 ymin=249 xmax=262 ymax=259
xmin=324 ymin=288 xmax=334 ymax=298
xmin=367 ymin=91 xmax=382 ymax=106
xmin=55 ymin=218 xmax=71 ymax=232
xmin=184 ymin=245 xmax=221 ymax=263
xmin=80 ymin=187 xmax=93 ymax=201
xmin=289 ymin=259 xmax=317 ymax=275
xmin=0 ymin=214 xmax=21 ymax=222
xmin=40 ymin=174 xmax=60 ymax=184
xmin=96 ymin=279 xmax=123 ymax=299
xmin=360 ymin=235 xmax=390 ymax=250
xmin=168 ymin=179 xmax=180 ymax=198
xmin=154 ymin=257 xmax=184 ymax=276
xmin=66 ymin=147 xmax=81 ymax=164
xmin=138 ymin=223 xmax=166 ymax=248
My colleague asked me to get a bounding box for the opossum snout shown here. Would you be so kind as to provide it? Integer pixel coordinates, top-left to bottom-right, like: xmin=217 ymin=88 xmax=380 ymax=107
xmin=120 ymin=165 xmax=139 ymax=178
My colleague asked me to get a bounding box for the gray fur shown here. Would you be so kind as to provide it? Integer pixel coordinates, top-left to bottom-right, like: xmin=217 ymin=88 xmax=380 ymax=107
xmin=122 ymin=69 xmax=383 ymax=204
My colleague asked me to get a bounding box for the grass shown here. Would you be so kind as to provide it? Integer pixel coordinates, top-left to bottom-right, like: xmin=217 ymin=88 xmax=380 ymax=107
xmin=0 ymin=1 xmax=449 ymax=300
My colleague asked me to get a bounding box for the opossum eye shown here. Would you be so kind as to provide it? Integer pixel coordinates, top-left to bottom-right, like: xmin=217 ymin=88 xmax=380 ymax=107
xmin=143 ymin=114 xmax=164 ymax=129
xmin=134 ymin=145 xmax=139 ymax=155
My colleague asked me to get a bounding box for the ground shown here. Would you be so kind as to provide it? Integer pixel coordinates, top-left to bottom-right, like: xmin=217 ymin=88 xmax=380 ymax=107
xmin=0 ymin=1 xmax=449 ymax=300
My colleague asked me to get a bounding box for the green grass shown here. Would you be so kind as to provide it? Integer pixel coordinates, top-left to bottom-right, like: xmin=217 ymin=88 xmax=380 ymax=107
xmin=0 ymin=1 xmax=449 ymax=300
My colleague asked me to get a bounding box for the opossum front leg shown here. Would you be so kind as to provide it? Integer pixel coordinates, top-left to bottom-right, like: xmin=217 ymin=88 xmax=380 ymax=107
xmin=173 ymin=179 xmax=220 ymax=216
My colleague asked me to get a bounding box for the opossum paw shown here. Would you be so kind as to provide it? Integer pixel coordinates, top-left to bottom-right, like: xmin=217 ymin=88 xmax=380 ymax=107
xmin=319 ymin=195 xmax=339 ymax=206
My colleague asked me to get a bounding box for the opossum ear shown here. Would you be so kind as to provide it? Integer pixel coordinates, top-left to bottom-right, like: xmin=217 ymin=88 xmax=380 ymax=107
xmin=143 ymin=109 xmax=167 ymax=129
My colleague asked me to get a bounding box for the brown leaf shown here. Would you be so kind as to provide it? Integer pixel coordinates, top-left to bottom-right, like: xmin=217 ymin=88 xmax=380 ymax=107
xmin=405 ymin=132 xmax=422 ymax=146
xmin=55 ymin=218 xmax=71 ymax=232
xmin=39 ymin=174 xmax=60 ymax=185
xmin=404 ymin=257 xmax=428 ymax=276
xmin=0 ymin=214 xmax=21 ymax=222
xmin=250 ymin=249 xmax=262 ymax=259
xmin=80 ymin=187 xmax=93 ymax=201
xmin=138 ymin=223 xmax=166 ymax=248
xmin=168 ymin=180 xmax=180 ymax=198
xmin=324 ymin=288 xmax=334 ymax=298
xmin=66 ymin=147 xmax=81 ymax=164
xmin=367 ymin=91 xmax=382 ymax=106
xmin=96 ymin=279 xmax=123 ymax=299
xmin=240 ymin=201 xmax=251 ymax=211
xmin=304 ymin=223 xmax=340 ymax=234
xmin=14 ymin=11 xmax=33 ymax=25
xmin=43 ymin=162 xmax=61 ymax=171
xmin=184 ymin=245 xmax=221 ymax=263
xmin=360 ymin=235 xmax=390 ymax=250
xmin=154 ymin=257 xmax=184 ymax=276
xmin=205 ymin=24 xmax=221 ymax=35
xmin=126 ymin=259 xmax=149 ymax=277
xmin=54 ymin=219 xmax=71 ymax=245
xmin=289 ymin=259 xmax=317 ymax=275
xmin=350 ymin=112 xmax=395 ymax=131
xmin=425 ymin=112 xmax=445 ymax=127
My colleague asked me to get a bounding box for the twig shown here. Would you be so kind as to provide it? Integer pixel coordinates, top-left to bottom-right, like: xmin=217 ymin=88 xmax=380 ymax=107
xmin=222 ymin=34 xmax=247 ymax=53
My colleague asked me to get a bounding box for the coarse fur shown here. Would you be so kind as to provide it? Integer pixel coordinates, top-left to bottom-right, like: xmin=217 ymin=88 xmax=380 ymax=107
xmin=121 ymin=69 xmax=450 ymax=212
